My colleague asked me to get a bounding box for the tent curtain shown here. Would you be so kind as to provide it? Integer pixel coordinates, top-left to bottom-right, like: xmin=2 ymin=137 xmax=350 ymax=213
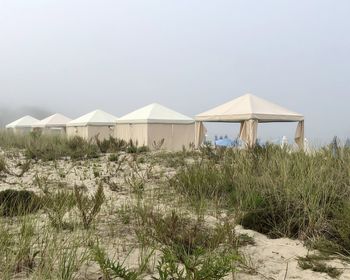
xmin=295 ymin=120 xmax=305 ymax=150
xmin=195 ymin=121 xmax=206 ymax=148
xmin=239 ymin=119 xmax=258 ymax=148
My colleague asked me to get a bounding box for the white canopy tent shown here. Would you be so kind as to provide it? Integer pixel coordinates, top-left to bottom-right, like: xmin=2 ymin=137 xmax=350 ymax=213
xmin=33 ymin=113 xmax=72 ymax=135
xmin=195 ymin=94 xmax=304 ymax=149
xmin=66 ymin=110 xmax=118 ymax=141
xmin=6 ymin=115 xmax=39 ymax=134
xmin=116 ymin=103 xmax=195 ymax=151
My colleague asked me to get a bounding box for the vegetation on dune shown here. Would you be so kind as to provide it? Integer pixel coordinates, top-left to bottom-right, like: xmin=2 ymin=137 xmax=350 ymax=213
xmin=0 ymin=189 xmax=41 ymax=216
xmin=1 ymin=130 xmax=350 ymax=279
xmin=0 ymin=131 xmax=151 ymax=161
xmin=171 ymin=144 xmax=350 ymax=256
xmin=134 ymin=207 xmax=244 ymax=279
xmin=74 ymin=184 xmax=105 ymax=230
xmin=298 ymin=255 xmax=342 ymax=278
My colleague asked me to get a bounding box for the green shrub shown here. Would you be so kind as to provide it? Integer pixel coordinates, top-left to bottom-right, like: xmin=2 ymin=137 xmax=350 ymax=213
xmin=74 ymin=184 xmax=105 ymax=229
xmin=91 ymin=245 xmax=138 ymax=280
xmin=42 ymin=190 xmax=76 ymax=230
xmin=154 ymin=247 xmax=238 ymax=280
xmin=0 ymin=189 xmax=41 ymax=216
xmin=66 ymin=136 xmax=99 ymax=160
xmin=298 ymin=255 xmax=342 ymax=278
xmin=95 ymin=136 xmax=129 ymax=154
xmin=126 ymin=140 xmax=149 ymax=154
xmin=135 ymin=209 xmax=239 ymax=255
xmin=108 ymin=137 xmax=128 ymax=153
xmin=134 ymin=209 xmax=240 ymax=279
xmin=108 ymin=153 xmax=120 ymax=163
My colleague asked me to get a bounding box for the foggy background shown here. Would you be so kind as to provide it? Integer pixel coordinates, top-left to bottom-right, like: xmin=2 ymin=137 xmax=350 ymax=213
xmin=1 ymin=0 xmax=349 ymax=144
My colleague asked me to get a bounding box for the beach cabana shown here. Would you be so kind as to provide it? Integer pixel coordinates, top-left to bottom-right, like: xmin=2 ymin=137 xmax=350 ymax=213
xmin=5 ymin=115 xmax=39 ymax=134
xmin=66 ymin=110 xmax=118 ymax=141
xmin=116 ymin=103 xmax=195 ymax=151
xmin=32 ymin=113 xmax=72 ymax=135
xmin=195 ymin=94 xmax=304 ymax=149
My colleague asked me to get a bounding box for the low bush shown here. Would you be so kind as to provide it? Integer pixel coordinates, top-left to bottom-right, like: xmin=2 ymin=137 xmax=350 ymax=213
xmin=42 ymin=190 xmax=76 ymax=230
xmin=24 ymin=135 xmax=100 ymax=161
xmin=126 ymin=140 xmax=149 ymax=154
xmin=298 ymin=255 xmax=342 ymax=278
xmin=135 ymin=210 xmax=235 ymax=254
xmin=95 ymin=136 xmax=128 ymax=153
xmin=91 ymin=245 xmax=138 ymax=280
xmin=108 ymin=153 xmax=119 ymax=162
xmin=74 ymin=184 xmax=105 ymax=230
xmin=134 ymin=208 xmax=241 ymax=279
xmin=154 ymin=247 xmax=238 ymax=280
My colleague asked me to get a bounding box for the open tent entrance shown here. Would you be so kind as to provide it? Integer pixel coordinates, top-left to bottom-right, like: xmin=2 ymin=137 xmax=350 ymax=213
xmin=198 ymin=121 xmax=303 ymax=147
xmin=195 ymin=94 xmax=304 ymax=149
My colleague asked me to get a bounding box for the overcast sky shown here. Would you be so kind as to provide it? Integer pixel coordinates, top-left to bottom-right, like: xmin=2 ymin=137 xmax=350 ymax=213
xmin=0 ymin=0 xmax=349 ymax=144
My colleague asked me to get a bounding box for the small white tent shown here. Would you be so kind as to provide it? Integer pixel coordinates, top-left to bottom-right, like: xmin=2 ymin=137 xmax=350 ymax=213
xmin=33 ymin=113 xmax=72 ymax=135
xmin=195 ymin=94 xmax=304 ymax=148
xmin=116 ymin=103 xmax=195 ymax=151
xmin=6 ymin=115 xmax=39 ymax=134
xmin=66 ymin=110 xmax=118 ymax=141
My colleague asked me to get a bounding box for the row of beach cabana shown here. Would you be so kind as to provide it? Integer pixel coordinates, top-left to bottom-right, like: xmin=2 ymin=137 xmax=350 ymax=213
xmin=4 ymin=94 xmax=305 ymax=151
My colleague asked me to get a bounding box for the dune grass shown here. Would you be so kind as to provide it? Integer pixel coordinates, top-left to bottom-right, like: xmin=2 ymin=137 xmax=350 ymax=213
xmin=0 ymin=130 xmax=150 ymax=161
xmin=171 ymin=144 xmax=350 ymax=255
xmin=0 ymin=131 xmax=349 ymax=279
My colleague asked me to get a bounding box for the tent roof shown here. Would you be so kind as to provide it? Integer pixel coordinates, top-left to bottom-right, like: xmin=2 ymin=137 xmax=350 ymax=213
xmin=117 ymin=103 xmax=194 ymax=124
xmin=67 ymin=110 xmax=118 ymax=127
xmin=196 ymin=94 xmax=304 ymax=123
xmin=6 ymin=115 xmax=40 ymax=128
xmin=33 ymin=113 xmax=72 ymax=128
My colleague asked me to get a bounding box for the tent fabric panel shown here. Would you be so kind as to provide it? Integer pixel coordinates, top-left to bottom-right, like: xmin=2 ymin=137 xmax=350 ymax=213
xmin=67 ymin=125 xmax=115 ymax=141
xmin=87 ymin=125 xmax=115 ymax=141
xmin=195 ymin=122 xmax=206 ymax=148
xmin=115 ymin=123 xmax=148 ymax=147
xmin=147 ymin=123 xmax=173 ymax=150
xmin=147 ymin=123 xmax=195 ymax=151
xmin=170 ymin=123 xmax=195 ymax=151
xmin=239 ymin=120 xmax=258 ymax=148
xmin=295 ymin=121 xmax=305 ymax=149
xmin=66 ymin=126 xmax=89 ymax=140
xmin=41 ymin=127 xmax=66 ymax=136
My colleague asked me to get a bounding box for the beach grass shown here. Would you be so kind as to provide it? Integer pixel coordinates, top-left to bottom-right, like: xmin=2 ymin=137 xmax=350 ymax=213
xmin=0 ymin=131 xmax=349 ymax=279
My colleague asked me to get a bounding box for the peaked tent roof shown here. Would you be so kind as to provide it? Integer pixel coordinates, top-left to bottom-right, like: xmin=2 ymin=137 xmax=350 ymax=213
xmin=67 ymin=110 xmax=118 ymax=127
xmin=117 ymin=103 xmax=194 ymax=124
xmin=6 ymin=115 xmax=40 ymax=128
xmin=33 ymin=113 xmax=72 ymax=128
xmin=196 ymin=94 xmax=304 ymax=123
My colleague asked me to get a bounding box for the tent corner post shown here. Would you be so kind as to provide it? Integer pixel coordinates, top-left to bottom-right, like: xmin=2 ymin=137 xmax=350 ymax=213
xmin=195 ymin=121 xmax=204 ymax=149
xmin=295 ymin=120 xmax=305 ymax=151
xmin=239 ymin=119 xmax=258 ymax=149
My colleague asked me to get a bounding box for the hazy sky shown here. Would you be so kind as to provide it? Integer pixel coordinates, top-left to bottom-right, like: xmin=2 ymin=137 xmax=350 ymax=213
xmin=1 ymin=0 xmax=349 ymax=143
